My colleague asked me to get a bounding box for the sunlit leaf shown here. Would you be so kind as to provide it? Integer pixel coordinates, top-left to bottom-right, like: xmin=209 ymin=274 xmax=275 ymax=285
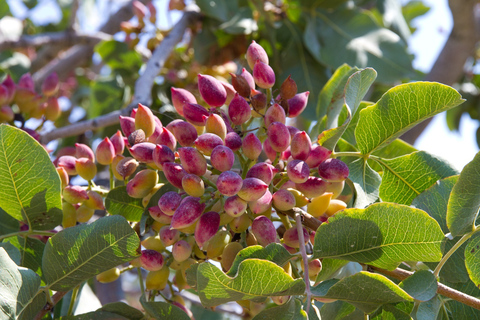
xmin=105 ymin=186 xmax=144 ymax=222
xmin=253 ymin=298 xmax=307 ymax=320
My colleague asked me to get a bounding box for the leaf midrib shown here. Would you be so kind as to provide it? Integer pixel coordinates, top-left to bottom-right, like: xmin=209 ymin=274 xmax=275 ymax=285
xmin=375 ymin=157 xmax=421 ymax=196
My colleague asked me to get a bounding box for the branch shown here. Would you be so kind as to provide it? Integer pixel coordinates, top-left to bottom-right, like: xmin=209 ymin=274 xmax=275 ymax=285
xmin=370 ymin=266 xmax=480 ymax=311
xmin=32 ymin=0 xmax=150 ymax=87
xmin=401 ymin=0 xmax=479 ymax=144
xmin=39 ymin=10 xmax=201 ymax=144
xmin=0 ymin=31 xmax=112 ymax=51
xmin=280 ymin=207 xmax=322 ymax=231
xmin=33 ymin=291 xmax=68 ymax=320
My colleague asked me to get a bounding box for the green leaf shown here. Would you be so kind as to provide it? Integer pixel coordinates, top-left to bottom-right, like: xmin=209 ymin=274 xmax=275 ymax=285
xmin=0 ymin=52 xmax=30 ymax=81
xmin=355 ymin=82 xmax=464 ymax=155
xmin=218 ymin=8 xmax=257 ymax=34
xmin=0 ymin=207 xmax=19 ymax=235
xmin=196 ymin=0 xmax=238 ymax=22
xmin=0 ymin=124 xmax=62 ymax=229
xmin=426 ymin=237 xmax=469 ymax=284
xmin=95 ymin=40 xmax=142 ymax=81
xmin=413 ymin=295 xmax=443 ymax=320
xmin=253 ymin=298 xmax=307 ymax=320
xmin=444 ymin=280 xmax=480 ymax=319
xmin=304 ymin=7 xmax=413 ymax=83
xmin=99 ymin=302 xmax=145 ymax=320
xmin=465 ymin=232 xmax=480 ymax=287
xmin=318 ymin=68 xmax=377 ymax=150
xmin=0 ymin=241 xmax=20 ymax=264
xmin=313 ymin=203 xmax=444 ymax=270
xmin=105 ymin=186 xmax=144 ymax=222
xmin=140 ymin=296 xmax=191 ymax=320
xmin=372 ymin=139 xmax=417 ymax=159
xmin=312 ymin=272 xmax=414 ymax=314
xmin=378 ymin=0 xmax=411 ymax=41
xmin=447 ymin=151 xmax=480 ymax=237
xmin=376 ymin=151 xmax=458 ymax=205
xmin=227 ymin=243 xmax=294 ymax=277
xmin=315 ymin=259 xmax=349 ymax=283
xmin=42 ymin=215 xmax=140 ymax=291
xmin=319 ymin=300 xmax=356 ymax=320
xmin=140 ymin=184 xmax=178 ymax=234
xmin=61 ymin=311 xmax=131 ymax=320
xmin=0 ymin=248 xmax=45 ymax=319
xmin=346 ymin=158 xmax=381 ymax=208
xmin=89 ymin=76 xmax=125 ymax=118
xmin=371 ymin=304 xmax=412 ymax=319
xmin=196 ymin=260 xmax=305 ymax=307
xmin=5 ymin=236 xmax=45 ymax=280
xmin=398 ymin=270 xmax=437 ymax=301
xmin=0 ymin=1 xmax=10 ymax=17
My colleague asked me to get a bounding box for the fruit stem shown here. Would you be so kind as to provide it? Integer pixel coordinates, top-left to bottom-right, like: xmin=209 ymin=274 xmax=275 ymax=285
xmin=433 ymin=225 xmax=480 ymax=278
xmin=295 ymin=212 xmax=312 ymax=313
xmin=279 ymin=212 xmax=292 ymax=229
xmin=67 ymin=285 xmax=80 ymax=316
xmin=137 ymin=267 xmax=145 ymax=295
xmin=201 ymin=176 xmax=217 ymax=189
xmin=109 ymin=164 xmax=115 ymax=190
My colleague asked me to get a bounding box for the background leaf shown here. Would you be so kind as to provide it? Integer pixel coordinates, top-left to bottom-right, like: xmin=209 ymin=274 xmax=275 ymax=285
xmin=398 ymin=270 xmax=437 ymax=301
xmin=315 ymin=259 xmax=349 ymax=283
xmin=413 ymin=295 xmax=443 ymax=320
xmin=346 ymin=158 xmax=382 ymax=208
xmin=0 ymin=124 xmax=62 ymax=229
xmin=105 ymin=186 xmax=145 ymax=222
xmin=140 ymin=296 xmax=192 ymax=320
xmin=377 ymin=151 xmax=457 ymax=205
xmin=0 ymin=248 xmax=45 ymax=319
xmin=319 ymin=300 xmax=356 ymax=320
xmin=42 ymin=215 xmax=140 ymax=291
xmin=253 ymin=298 xmax=307 ymax=320
xmin=447 ymin=151 xmax=480 ymax=237
xmin=4 ymin=236 xmax=45 ymax=281
xmin=313 ymin=203 xmax=444 ymax=270
xmin=312 ymin=272 xmax=413 ymax=314
xmin=196 ymin=259 xmax=305 ymax=307
xmin=355 ymin=82 xmax=464 ymax=155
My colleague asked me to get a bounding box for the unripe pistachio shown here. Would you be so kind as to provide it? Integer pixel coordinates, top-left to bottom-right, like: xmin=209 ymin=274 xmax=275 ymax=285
xmin=230 ymin=73 xmax=251 ymax=98
xmin=210 ymin=145 xmax=235 ymax=172
xmin=326 ymin=180 xmax=345 ymax=199
xmin=246 ymin=231 xmax=258 ymax=246
xmin=142 ymin=234 xmax=165 ymax=252
xmin=148 ymin=206 xmax=172 ymax=224
xmin=280 ymin=75 xmax=297 ymax=100
xmin=14 ymin=89 xmax=37 ymax=112
xmin=28 ymin=97 xmax=46 ymax=118
xmin=2 ymin=75 xmax=15 ymax=103
xmin=325 ymin=199 xmax=347 ymax=217
xmin=146 ymin=266 xmax=170 ymax=290
xmin=171 ymin=87 xmax=197 ymax=117
xmin=267 ymin=122 xmax=291 ymax=152
xmin=0 ymin=105 xmax=13 ymax=122
xmin=56 ymin=167 xmax=69 ymax=189
xmin=221 ymin=242 xmax=243 ymax=272
xmin=41 ymin=72 xmax=59 ymax=97
xmin=153 ymin=128 xmax=175 ymax=151
xmin=217 ymin=171 xmax=243 ymax=196
xmin=96 ymin=137 xmax=115 ymax=165
xmin=291 ymin=131 xmax=311 ymax=161
xmin=135 ymin=104 xmax=156 ymax=137
xmin=140 ymin=249 xmax=164 ymax=271
xmin=287 ymin=92 xmax=309 ymax=118
xmin=248 ymin=189 xmax=272 ymax=214
xmin=251 ymin=216 xmax=277 ymax=247
xmin=224 ymin=195 xmax=247 ymax=217
xmin=225 ymin=132 xmax=242 ymax=152
xmin=126 ymin=169 xmax=158 ymax=198
xmin=62 ymin=202 xmax=77 ymax=229
xmin=129 ymin=142 xmax=155 ymax=163
xmin=195 ymin=211 xmax=221 ymax=249
xmin=158 ymin=191 xmax=182 ymax=216
xmin=205 ymin=113 xmax=227 ymax=140
xmin=242 ymin=133 xmax=262 ymax=160
xmin=308 ymin=259 xmax=322 ymax=278
xmin=205 ymin=229 xmax=231 ymax=258
xmin=262 ymin=139 xmax=277 ymax=161
xmin=194 ymin=133 xmax=224 ymax=156
xmin=305 ymin=145 xmax=332 ymax=168
xmin=198 ymin=74 xmax=227 ymax=107
xmin=318 ymin=158 xmax=349 ymax=182
xmin=63 ymin=185 xmax=89 ymax=204
xmin=163 ymin=162 xmax=187 ymax=189
xmin=0 ymin=85 xmax=9 ymax=105
xmin=245 ymin=163 xmax=274 ymax=185
xmin=287 ymin=188 xmax=310 ymax=207
xmin=228 ymin=93 xmax=251 ymax=126
xmin=169 ymin=120 xmax=198 ymax=147
xmin=283 ymin=227 xmax=308 ymax=248
xmin=171 ymin=196 xmax=206 ymax=229
xmin=76 ymin=204 xmax=95 ymax=223
xmin=237 ymin=178 xmax=268 ymax=202
xmin=75 ymin=143 xmax=95 ymax=161
xmin=159 ymin=225 xmax=180 ymax=246
xmin=295 ymin=176 xmax=327 ymax=198
xmin=128 ymin=129 xmax=146 ymax=146
xmin=272 ymin=296 xmax=290 ymax=306
xmin=119 ymin=116 xmax=136 ymax=138
xmin=57 ymin=155 xmax=77 ymax=175
xmin=272 ymin=189 xmax=296 ymax=211
xmin=246 ymin=40 xmax=269 ymax=70
xmin=109 ymin=130 xmax=125 ymax=155
xmin=173 ymin=240 xmax=192 ymax=262
xmin=264 ymin=103 xmax=286 ymax=127
xmin=253 ymin=61 xmax=275 ymax=89
xmin=229 ymin=214 xmax=251 ymax=233
xmin=178 ymin=147 xmax=207 ymax=176
xmin=183 ymin=103 xmax=209 ymax=126
xmin=75 ymin=158 xmax=97 ymax=181
xmin=116 ymin=157 xmax=138 ymax=180
xmin=286 ymin=160 xmax=309 ymax=184
xmin=44 ymin=97 xmax=61 ymax=121
xmin=84 ymin=190 xmax=105 ymax=210
xmin=96 ymin=267 xmax=121 ymax=283
xmin=182 ymin=173 xmax=205 ymax=197
xmin=240 ymin=68 xmax=255 ymax=90
xmin=307 ymin=192 xmax=333 ymax=217
xmin=17 ymin=73 xmax=34 ymax=91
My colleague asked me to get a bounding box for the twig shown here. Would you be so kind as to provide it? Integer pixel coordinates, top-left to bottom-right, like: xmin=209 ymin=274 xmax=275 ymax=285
xmin=34 ymin=291 xmax=68 ymax=320
xmin=279 ymin=207 xmax=322 ymax=231
xmin=39 ymin=9 xmax=201 ymax=144
xmin=0 ymin=31 xmax=112 ymax=51
xmin=370 ymin=266 xmax=480 ymax=311
xmin=295 ymin=212 xmax=312 ymax=313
